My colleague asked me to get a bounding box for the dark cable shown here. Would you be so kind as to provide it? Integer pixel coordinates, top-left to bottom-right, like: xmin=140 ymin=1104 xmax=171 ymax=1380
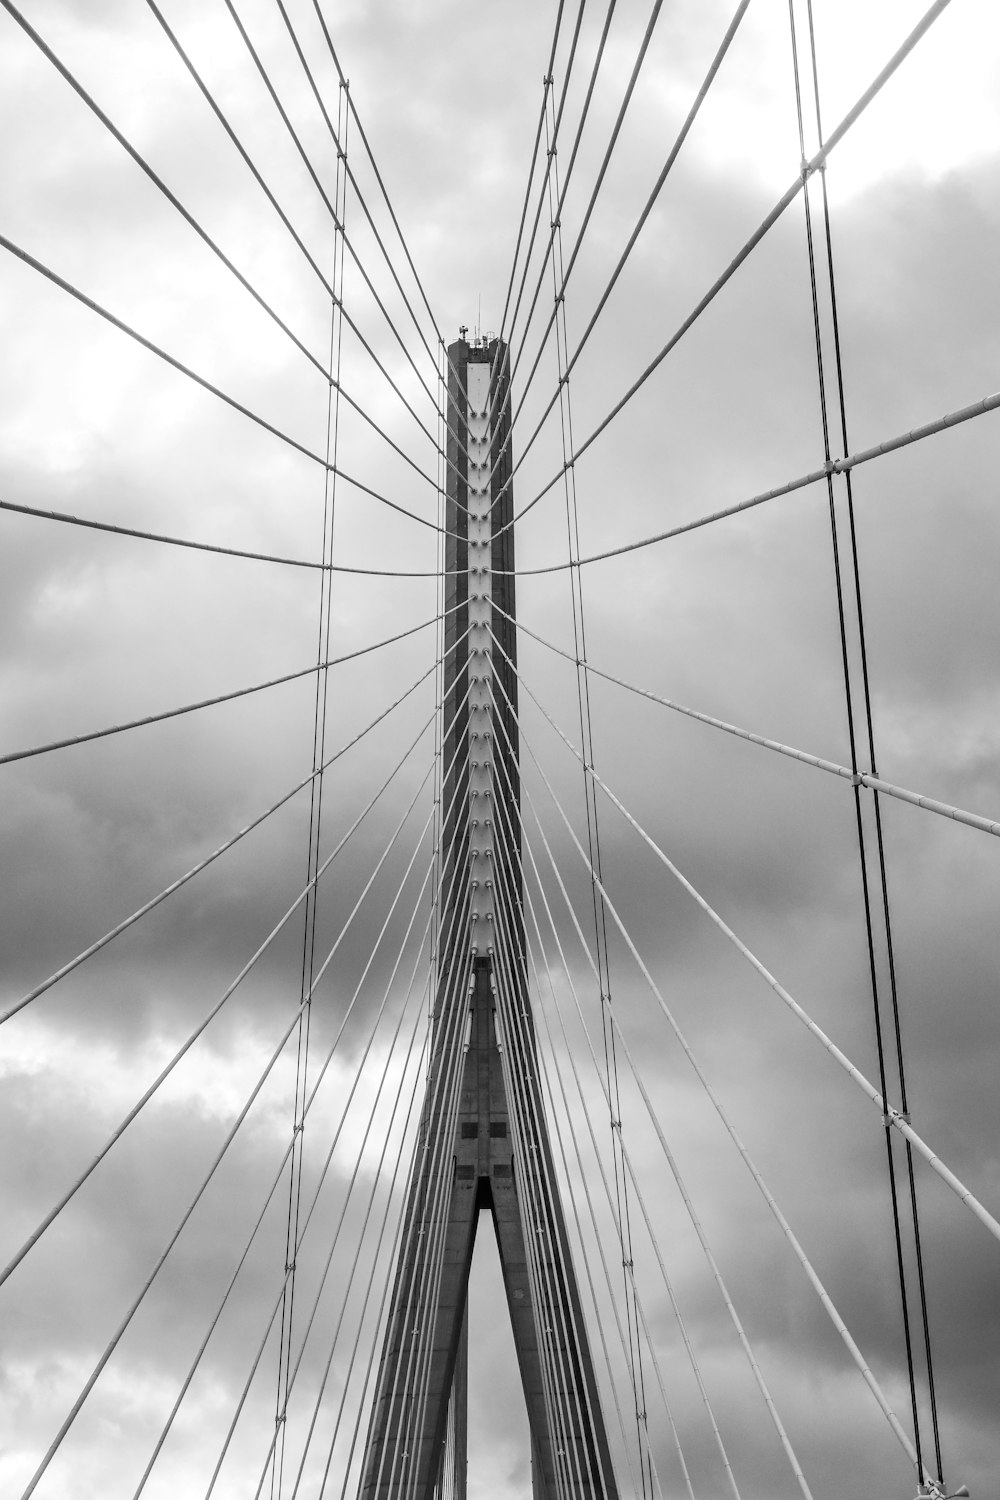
xmin=785 ymin=1 xmax=927 ymax=1477
xmin=801 ymin=0 xmax=944 ymax=1479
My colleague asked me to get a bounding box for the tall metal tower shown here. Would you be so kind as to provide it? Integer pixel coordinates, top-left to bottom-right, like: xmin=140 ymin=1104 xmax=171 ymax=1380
xmin=358 ymin=337 xmax=619 ymax=1500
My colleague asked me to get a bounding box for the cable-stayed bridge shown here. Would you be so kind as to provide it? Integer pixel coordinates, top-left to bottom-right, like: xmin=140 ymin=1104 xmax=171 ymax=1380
xmin=1 ymin=2 xmax=998 ymax=1497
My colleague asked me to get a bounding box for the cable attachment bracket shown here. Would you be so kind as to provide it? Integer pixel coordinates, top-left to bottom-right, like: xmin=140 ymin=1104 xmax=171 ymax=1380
xmin=884 ymin=1106 xmax=912 ymax=1130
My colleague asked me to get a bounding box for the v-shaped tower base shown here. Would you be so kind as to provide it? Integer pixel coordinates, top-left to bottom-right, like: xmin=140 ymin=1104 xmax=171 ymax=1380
xmin=357 ymin=338 xmax=618 ymax=1500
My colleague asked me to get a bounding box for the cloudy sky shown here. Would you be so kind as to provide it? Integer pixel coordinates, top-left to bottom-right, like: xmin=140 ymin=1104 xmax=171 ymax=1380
xmin=2 ymin=1 xmax=999 ymax=1497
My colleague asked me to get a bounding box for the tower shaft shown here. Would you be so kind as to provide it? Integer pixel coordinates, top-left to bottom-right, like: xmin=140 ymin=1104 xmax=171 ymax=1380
xmin=357 ymin=339 xmax=618 ymax=1500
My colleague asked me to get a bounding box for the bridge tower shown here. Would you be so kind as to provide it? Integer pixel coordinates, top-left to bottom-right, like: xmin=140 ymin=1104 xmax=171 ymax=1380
xmin=357 ymin=337 xmax=619 ymax=1500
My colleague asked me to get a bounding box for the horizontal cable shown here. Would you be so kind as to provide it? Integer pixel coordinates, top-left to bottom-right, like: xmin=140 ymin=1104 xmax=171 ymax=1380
xmin=511 ymin=648 xmax=1000 ymax=1247
xmin=505 ymin=385 xmax=1000 ymax=574
xmin=496 ymin=0 xmax=955 ymax=535
xmin=0 ymin=621 xmax=473 ymax=1025
xmin=1 ymin=0 xmax=438 ymax=494
xmin=492 ymin=598 xmax=1000 ymax=840
xmin=0 ymin=232 xmax=453 ymax=540
xmin=0 ymin=495 xmax=470 ymax=576
xmin=1 ymin=605 xmax=451 ymax=765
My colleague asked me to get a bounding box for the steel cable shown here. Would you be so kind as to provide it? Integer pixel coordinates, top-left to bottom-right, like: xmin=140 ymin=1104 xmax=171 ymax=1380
xmin=492 ymin=0 xmax=957 ymax=539
xmin=0 ymin=233 xmax=454 ymax=539
xmin=0 ymin=629 xmax=473 ymax=1026
xmin=489 ymin=673 xmax=739 ymax=1499
xmin=1 ymin=607 xmax=451 ymax=767
xmin=489 ymin=595 xmax=1000 ymax=841
xmin=508 ymin=644 xmax=1000 ymax=1246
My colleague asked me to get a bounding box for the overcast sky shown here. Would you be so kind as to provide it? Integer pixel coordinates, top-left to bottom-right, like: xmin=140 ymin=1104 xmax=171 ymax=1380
xmin=2 ymin=2 xmax=1000 ymax=1498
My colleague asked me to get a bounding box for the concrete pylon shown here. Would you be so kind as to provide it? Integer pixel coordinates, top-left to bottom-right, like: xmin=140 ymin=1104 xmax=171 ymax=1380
xmin=357 ymin=338 xmax=618 ymax=1500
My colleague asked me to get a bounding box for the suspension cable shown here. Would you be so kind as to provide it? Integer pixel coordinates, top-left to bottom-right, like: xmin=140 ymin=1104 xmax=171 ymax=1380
xmin=798 ymin=0 xmax=945 ymax=1480
xmin=0 ymin=628 xmax=472 ymax=1026
xmin=526 ymin=921 xmax=685 ymax=1500
xmin=510 ymin=685 xmax=929 ymax=1479
xmin=490 ymin=595 xmax=1000 ymax=841
xmin=261 ymin=0 xmax=487 ymax=489
xmin=0 ymin=233 xmax=454 ymax=539
xmin=495 ymin=1 xmax=568 ymax=346
xmin=499 ymin=0 xmax=589 ymax=359
xmin=487 ymin=384 xmax=1000 ymax=575
xmin=322 ymin=844 xmax=477 ymax=1500
xmin=489 ymin=675 xmax=740 ymax=1498
xmin=492 ymin=0 xmax=957 ymax=538
xmin=324 ymin=947 xmax=470 ymax=1500
xmin=511 ymin=652 xmax=1000 ymax=1246
xmin=2 ymin=727 xmax=436 ymax=1293
xmin=486 ymin=0 xmax=668 ymax=465
xmin=279 ymin=743 xmax=479 ymax=1500
xmin=2 ymin=0 xmax=441 ymax=495
xmin=270 ymin=95 xmax=350 ymax=1500
xmin=369 ymin=928 xmax=475 ymax=1499
xmin=485 ymin=822 xmax=603 ymax=1499
xmin=786 ymin=4 xmax=929 ymax=1476
xmin=1 ymin=606 xmax=450 ymax=766
xmin=303 ymin=0 xmax=462 ymax=411
xmin=271 ymin=0 xmax=453 ymax=408
xmin=542 ymin=82 xmax=652 ymax=1498
xmin=217 ymin=0 xmax=440 ymax=416
xmin=487 ymin=774 xmax=641 ymax=1499
xmin=481 ymin=0 xmax=618 ymax=435
xmin=336 ymin=735 xmax=481 ymax=1499
xmin=488 ymin=932 xmax=598 ymax=1500
xmin=143 ymin=2 xmax=448 ymax=451
xmin=280 ymin=1010 xmax=431 ymax=1500
xmin=130 ymin=887 xmax=434 ymax=1500
xmin=0 ymin=495 xmax=480 ymax=575
xmin=521 ymin=762 xmax=811 ymax=1496
xmin=207 ymin=799 xmax=444 ymax=1500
